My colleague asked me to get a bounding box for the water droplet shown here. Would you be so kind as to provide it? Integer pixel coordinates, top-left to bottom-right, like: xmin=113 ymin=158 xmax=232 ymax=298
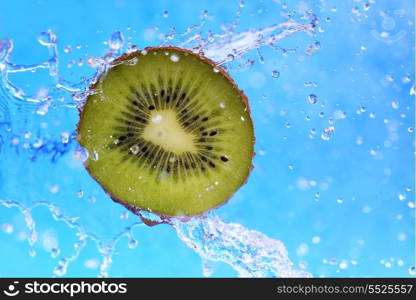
xmin=77 ymin=190 xmax=84 ymax=198
xmin=2 ymin=223 xmax=13 ymax=234
xmin=271 ymin=70 xmax=280 ymax=78
xmin=120 ymin=212 xmax=129 ymax=220
xmin=29 ymin=248 xmax=36 ymax=257
xmin=334 ymin=110 xmax=346 ymax=119
xmin=402 ymin=75 xmax=411 ymax=83
xmin=50 ymin=185 xmax=59 ymax=194
xmin=33 ymin=138 xmax=43 ymax=148
xmin=128 ymin=239 xmax=138 ymax=249
xmin=391 ymin=101 xmax=399 ymax=109
xmin=60 ymin=132 xmax=69 ymax=144
xmin=321 ymin=126 xmax=335 ymax=141
xmin=38 ymin=30 xmax=56 ymax=46
xmin=170 ymin=54 xmax=180 ymax=62
xmin=109 ymin=31 xmax=124 ymax=51
xmin=36 ymin=102 xmax=50 ymax=115
xmin=312 ymin=236 xmax=320 ymax=244
xmin=23 ymin=131 xmax=32 ymax=139
xmin=130 ymin=145 xmax=140 ymax=155
xmin=409 ymin=84 xmax=415 ymax=95
xmin=308 ymin=94 xmax=318 ymax=104
xmin=64 ymin=45 xmax=72 ymax=53
xmin=339 ymin=260 xmax=349 ymax=269
xmin=205 ymin=184 xmax=215 ymax=192
xmin=92 ymin=151 xmax=99 ymax=161
xmin=51 ymin=248 xmax=60 ymax=258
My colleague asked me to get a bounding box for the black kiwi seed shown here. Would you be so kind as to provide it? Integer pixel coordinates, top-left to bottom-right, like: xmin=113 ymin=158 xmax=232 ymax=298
xmin=148 ymin=105 xmax=155 ymax=110
xmin=220 ymin=156 xmax=229 ymax=162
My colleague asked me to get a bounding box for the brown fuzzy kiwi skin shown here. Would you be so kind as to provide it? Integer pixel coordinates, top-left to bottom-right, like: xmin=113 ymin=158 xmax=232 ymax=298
xmin=76 ymin=46 xmax=256 ymax=224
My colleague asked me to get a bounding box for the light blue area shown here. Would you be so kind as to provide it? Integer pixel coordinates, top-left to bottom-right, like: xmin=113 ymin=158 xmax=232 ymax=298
xmin=0 ymin=0 xmax=414 ymax=277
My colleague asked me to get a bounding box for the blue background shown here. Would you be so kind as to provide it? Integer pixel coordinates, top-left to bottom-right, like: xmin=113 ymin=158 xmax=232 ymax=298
xmin=0 ymin=0 xmax=414 ymax=277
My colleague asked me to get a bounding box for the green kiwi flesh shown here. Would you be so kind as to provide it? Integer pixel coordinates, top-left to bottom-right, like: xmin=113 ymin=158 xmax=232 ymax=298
xmin=77 ymin=47 xmax=254 ymax=217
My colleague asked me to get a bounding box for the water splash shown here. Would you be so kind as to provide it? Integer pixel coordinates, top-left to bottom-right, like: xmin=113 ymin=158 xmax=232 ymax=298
xmin=173 ymin=215 xmax=310 ymax=277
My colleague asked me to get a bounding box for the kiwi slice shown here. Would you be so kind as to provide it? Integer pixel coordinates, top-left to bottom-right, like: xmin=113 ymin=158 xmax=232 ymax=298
xmin=77 ymin=47 xmax=254 ymax=217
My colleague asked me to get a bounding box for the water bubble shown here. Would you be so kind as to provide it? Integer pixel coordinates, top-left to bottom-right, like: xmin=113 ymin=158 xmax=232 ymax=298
xmin=38 ymin=30 xmax=56 ymax=46
xmin=92 ymin=151 xmax=99 ymax=161
xmin=288 ymin=165 xmax=294 ymax=170
xmin=284 ymin=122 xmax=291 ymax=128
xmin=170 ymin=54 xmax=180 ymax=62
xmin=239 ymin=1 xmax=245 ymax=8
xmin=408 ymin=127 xmax=413 ymax=133
xmin=308 ymin=94 xmax=318 ymax=104
xmin=163 ymin=10 xmax=169 ymax=18
xmin=363 ymin=3 xmax=370 ymax=11
xmin=336 ymin=198 xmax=344 ymax=204
xmin=271 ymin=70 xmax=280 ymax=78
xmin=314 ymin=192 xmax=320 ymax=200
xmin=109 ymin=31 xmax=124 ymax=51
xmin=325 ymin=17 xmax=332 ymax=23
xmin=409 ymin=266 xmax=416 ymax=276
